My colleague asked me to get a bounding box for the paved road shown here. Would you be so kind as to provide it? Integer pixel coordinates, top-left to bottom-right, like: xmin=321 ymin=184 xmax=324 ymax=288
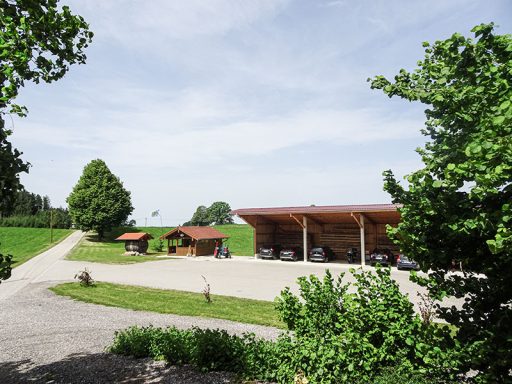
xmin=0 ymin=230 xmax=84 ymax=301
xmin=0 ymin=231 xmax=441 ymax=307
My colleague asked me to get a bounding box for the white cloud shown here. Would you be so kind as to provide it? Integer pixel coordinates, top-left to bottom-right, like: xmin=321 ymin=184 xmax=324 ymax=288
xmin=11 ymin=0 xmax=511 ymax=226
xmin=67 ymin=0 xmax=290 ymax=44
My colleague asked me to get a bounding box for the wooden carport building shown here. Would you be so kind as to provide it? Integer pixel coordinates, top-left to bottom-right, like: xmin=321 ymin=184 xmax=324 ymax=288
xmin=232 ymin=204 xmax=401 ymax=265
xmin=160 ymin=226 xmax=229 ymax=257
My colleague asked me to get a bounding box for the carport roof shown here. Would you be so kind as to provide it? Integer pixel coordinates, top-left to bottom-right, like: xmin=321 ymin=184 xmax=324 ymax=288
xmin=232 ymin=203 xmax=401 ymax=225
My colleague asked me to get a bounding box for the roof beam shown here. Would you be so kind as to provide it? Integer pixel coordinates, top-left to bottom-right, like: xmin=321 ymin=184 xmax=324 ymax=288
xmin=290 ymin=213 xmax=305 ymax=229
xmin=351 ymin=212 xmax=363 ymax=229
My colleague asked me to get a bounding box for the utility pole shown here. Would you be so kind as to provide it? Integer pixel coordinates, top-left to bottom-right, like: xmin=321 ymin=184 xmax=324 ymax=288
xmin=50 ymin=209 xmax=54 ymax=243
xmin=145 ymin=217 xmax=147 ymax=227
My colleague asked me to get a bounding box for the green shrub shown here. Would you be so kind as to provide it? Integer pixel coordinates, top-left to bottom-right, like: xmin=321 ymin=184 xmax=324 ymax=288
xmin=371 ymin=367 xmax=437 ymax=384
xmin=108 ymin=325 xmax=157 ymax=358
xmin=150 ymin=327 xmax=193 ymax=364
xmin=108 ymin=269 xmax=462 ymax=383
xmin=190 ymin=328 xmax=245 ymax=373
xmin=274 ymin=268 xmax=461 ymax=383
xmin=152 ymin=239 xmax=164 ymax=252
xmin=240 ymin=333 xmax=280 ymax=382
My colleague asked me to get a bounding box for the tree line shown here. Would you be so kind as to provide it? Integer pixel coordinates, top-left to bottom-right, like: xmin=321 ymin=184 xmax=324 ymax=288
xmin=184 ymin=201 xmax=234 ymax=226
xmin=0 ymin=190 xmax=71 ymax=228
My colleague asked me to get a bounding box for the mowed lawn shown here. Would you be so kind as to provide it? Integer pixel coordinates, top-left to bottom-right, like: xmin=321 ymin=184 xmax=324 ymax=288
xmin=51 ymin=282 xmax=283 ymax=328
xmin=0 ymin=227 xmax=74 ymax=267
xmin=67 ymin=227 xmax=172 ymax=264
xmin=67 ymin=224 xmax=254 ymax=264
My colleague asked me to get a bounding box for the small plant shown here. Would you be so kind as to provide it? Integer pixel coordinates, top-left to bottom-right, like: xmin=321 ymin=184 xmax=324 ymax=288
xmin=152 ymin=239 xmax=164 ymax=252
xmin=0 ymin=250 xmax=13 ymax=283
xmin=294 ymin=370 xmax=309 ymax=384
xmin=201 ymin=275 xmax=212 ymax=303
xmin=417 ymin=291 xmax=436 ymax=325
xmin=74 ymin=267 xmax=94 ymax=287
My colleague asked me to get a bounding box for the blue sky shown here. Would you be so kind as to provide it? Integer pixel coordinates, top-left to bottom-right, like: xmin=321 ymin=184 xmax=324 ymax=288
xmin=9 ymin=0 xmax=512 ymax=225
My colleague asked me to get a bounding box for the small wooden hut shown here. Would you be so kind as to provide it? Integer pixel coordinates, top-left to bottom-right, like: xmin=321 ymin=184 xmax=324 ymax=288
xmin=115 ymin=232 xmax=154 ymax=255
xmin=160 ymin=226 xmax=229 ymax=256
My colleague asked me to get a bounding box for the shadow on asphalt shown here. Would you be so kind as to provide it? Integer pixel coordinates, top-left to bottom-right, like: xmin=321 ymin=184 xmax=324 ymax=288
xmin=0 ymin=353 xmax=233 ymax=383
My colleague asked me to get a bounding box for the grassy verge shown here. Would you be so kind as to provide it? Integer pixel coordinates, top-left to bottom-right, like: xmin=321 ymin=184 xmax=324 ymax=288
xmin=0 ymin=227 xmax=74 ymax=267
xmin=50 ymin=282 xmax=283 ymax=328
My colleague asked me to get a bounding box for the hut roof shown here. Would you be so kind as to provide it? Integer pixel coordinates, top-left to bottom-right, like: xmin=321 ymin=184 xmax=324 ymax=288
xmin=115 ymin=232 xmax=154 ymax=241
xmin=160 ymin=226 xmax=229 ymax=240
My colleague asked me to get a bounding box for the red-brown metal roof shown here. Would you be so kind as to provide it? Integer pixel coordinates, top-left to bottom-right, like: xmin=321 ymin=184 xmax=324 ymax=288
xmin=160 ymin=226 xmax=229 ymax=240
xmin=232 ymin=203 xmax=401 ymax=226
xmin=231 ymin=203 xmax=400 ymax=215
xmin=115 ymin=232 xmax=154 ymax=241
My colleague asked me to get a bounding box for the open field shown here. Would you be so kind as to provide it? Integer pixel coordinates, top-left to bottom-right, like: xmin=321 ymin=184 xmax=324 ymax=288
xmin=67 ymin=224 xmax=254 ymax=264
xmin=50 ymin=282 xmax=283 ymax=328
xmin=214 ymin=224 xmax=253 ymax=256
xmin=0 ymin=227 xmax=74 ymax=267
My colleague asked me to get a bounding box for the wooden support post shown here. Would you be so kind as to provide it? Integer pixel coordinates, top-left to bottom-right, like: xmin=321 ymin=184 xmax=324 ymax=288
xmin=254 ymin=216 xmax=258 ymax=257
xmin=351 ymin=212 xmax=366 ymax=266
xmin=360 ymin=214 xmax=366 ymax=266
xmin=303 ymin=216 xmax=308 ymax=262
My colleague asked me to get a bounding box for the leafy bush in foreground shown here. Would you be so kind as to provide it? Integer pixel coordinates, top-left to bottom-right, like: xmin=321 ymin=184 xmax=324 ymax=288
xmin=274 ymin=268 xmax=460 ymax=383
xmin=108 ymin=326 xmax=279 ymax=380
xmin=108 ymin=268 xmax=461 ymax=383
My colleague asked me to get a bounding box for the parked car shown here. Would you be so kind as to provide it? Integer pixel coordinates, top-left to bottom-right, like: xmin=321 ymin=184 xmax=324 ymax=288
xmin=396 ymin=254 xmax=420 ymax=270
xmin=259 ymin=244 xmax=282 ymax=260
xmin=309 ymin=246 xmax=335 ymax=263
xmin=370 ymin=248 xmax=394 ymax=267
xmin=280 ymin=246 xmax=303 ymax=262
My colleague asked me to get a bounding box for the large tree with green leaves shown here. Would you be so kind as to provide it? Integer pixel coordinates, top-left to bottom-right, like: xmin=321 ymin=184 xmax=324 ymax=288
xmin=370 ymin=23 xmax=511 ymax=382
xmin=207 ymin=201 xmax=234 ymax=225
xmin=67 ymin=160 xmax=133 ymax=240
xmin=0 ymin=0 xmax=92 ymax=282
xmin=185 ymin=205 xmax=210 ymax=226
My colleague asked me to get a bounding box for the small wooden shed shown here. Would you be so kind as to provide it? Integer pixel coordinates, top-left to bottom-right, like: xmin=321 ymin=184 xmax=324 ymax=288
xmin=115 ymin=232 xmax=154 ymax=255
xmin=160 ymin=226 xmax=229 ymax=256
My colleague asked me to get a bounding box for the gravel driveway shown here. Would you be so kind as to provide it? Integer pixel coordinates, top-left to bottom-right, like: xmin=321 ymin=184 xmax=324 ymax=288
xmin=0 ymin=281 xmax=281 ymax=383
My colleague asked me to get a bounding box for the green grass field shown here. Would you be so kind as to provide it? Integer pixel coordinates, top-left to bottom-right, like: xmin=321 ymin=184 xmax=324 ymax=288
xmin=51 ymin=282 xmax=283 ymax=328
xmin=215 ymin=224 xmax=253 ymax=256
xmin=0 ymin=227 xmax=74 ymax=267
xmin=66 ymin=226 xmax=172 ymax=264
xmin=67 ymin=224 xmax=254 ymax=264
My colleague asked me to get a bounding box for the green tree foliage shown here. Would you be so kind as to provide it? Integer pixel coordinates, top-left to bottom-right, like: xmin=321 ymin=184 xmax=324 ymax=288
xmin=207 ymin=201 xmax=234 ymax=225
xmin=0 ymin=0 xmax=93 ymax=114
xmin=185 ymin=205 xmax=210 ymax=226
xmin=369 ymin=23 xmax=511 ymax=382
xmin=0 ymin=130 xmax=29 ymax=218
xmin=67 ymin=159 xmax=133 ymax=240
xmin=0 ymin=0 xmax=92 ymax=281
xmin=0 ymin=208 xmax=71 ymax=228
xmin=7 ymin=190 xmax=46 ymax=216
xmin=184 ymin=201 xmax=234 ymax=226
